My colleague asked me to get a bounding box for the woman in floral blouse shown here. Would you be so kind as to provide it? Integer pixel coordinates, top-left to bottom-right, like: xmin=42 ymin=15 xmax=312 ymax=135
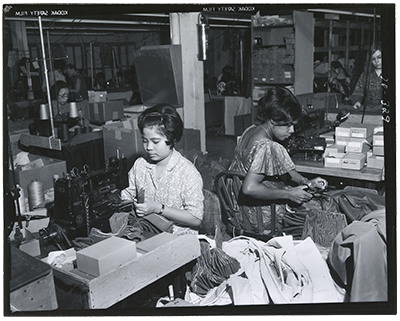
xmin=229 ymin=87 xmax=327 ymax=235
xmin=121 ymin=103 xmax=204 ymax=235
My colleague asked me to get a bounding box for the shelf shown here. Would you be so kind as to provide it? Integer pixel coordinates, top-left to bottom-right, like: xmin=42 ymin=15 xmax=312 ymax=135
xmin=314 ymin=45 xmax=361 ymax=53
xmin=253 ymin=44 xmax=288 ymax=48
xmin=253 ymin=82 xmax=294 ymax=86
xmin=251 ymin=11 xmax=314 ymax=96
xmin=253 ymin=24 xmax=294 ymax=29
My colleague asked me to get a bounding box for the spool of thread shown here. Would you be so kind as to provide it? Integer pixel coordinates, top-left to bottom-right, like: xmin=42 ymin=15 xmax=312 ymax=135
xmin=27 ymin=180 xmax=44 ymax=211
xmin=27 ymin=91 xmax=35 ymax=100
xmin=69 ymin=102 xmax=79 ymax=118
xmin=39 ymin=104 xmax=49 ymax=120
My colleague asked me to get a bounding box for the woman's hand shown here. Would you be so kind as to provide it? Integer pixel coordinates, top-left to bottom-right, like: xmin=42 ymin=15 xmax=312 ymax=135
xmin=134 ymin=200 xmax=161 ymax=217
xmin=287 ymin=186 xmax=313 ymax=204
xmin=308 ymin=177 xmax=328 ymax=190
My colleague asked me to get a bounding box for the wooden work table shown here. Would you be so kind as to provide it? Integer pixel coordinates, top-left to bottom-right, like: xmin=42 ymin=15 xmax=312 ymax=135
xmin=294 ymin=159 xmax=384 ymax=182
xmin=293 ymin=159 xmax=385 ymax=192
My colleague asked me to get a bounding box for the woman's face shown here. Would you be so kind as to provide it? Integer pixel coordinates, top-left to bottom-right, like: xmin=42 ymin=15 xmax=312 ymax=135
xmin=57 ymin=88 xmax=69 ymax=106
xmin=371 ymin=50 xmax=382 ymax=70
xmin=270 ymin=120 xmax=296 ymax=142
xmin=141 ymin=126 xmax=173 ymax=163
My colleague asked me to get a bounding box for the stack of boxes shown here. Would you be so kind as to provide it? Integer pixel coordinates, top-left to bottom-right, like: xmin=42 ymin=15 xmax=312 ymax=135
xmin=252 ymin=47 xmax=294 ymax=84
xmin=368 ymin=130 xmax=385 ymax=169
xmin=79 ymin=91 xmax=125 ymax=125
xmin=323 ymin=123 xmax=383 ymax=171
xmin=252 ymin=27 xmax=295 ymax=85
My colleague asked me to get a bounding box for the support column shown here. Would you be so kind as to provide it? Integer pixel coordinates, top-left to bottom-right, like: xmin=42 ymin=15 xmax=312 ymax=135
xmin=10 ymin=21 xmax=29 ymax=60
xmin=170 ymin=13 xmax=206 ymax=153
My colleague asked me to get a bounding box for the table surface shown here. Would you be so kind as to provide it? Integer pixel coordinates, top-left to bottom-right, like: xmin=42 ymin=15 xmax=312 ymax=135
xmin=294 ymin=159 xmax=384 ymax=182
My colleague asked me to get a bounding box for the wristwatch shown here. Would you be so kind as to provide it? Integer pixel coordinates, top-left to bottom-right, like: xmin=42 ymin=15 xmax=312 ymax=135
xmin=158 ymin=204 xmax=165 ymax=215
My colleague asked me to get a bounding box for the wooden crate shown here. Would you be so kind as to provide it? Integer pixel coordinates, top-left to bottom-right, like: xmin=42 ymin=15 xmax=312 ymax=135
xmin=10 ymin=245 xmax=58 ymax=312
xmin=51 ymin=233 xmax=200 ymax=309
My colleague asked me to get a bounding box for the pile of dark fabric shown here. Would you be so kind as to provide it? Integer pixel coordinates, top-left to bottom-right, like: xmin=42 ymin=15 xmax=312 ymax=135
xmin=187 ymin=239 xmax=241 ymax=296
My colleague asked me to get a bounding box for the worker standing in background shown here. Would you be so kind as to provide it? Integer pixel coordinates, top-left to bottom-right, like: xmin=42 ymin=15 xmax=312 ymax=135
xmin=350 ymin=42 xmax=382 ymax=113
xmin=66 ymin=64 xmax=88 ymax=102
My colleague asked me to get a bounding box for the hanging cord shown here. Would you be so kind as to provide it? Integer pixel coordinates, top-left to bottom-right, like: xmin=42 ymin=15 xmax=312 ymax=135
xmin=361 ymin=50 xmax=371 ymax=124
xmin=361 ymin=8 xmax=377 ymax=123
xmin=7 ymin=130 xmax=23 ymax=229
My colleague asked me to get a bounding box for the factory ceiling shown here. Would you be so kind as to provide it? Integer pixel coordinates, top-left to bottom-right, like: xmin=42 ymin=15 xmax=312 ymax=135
xmin=3 ymin=4 xmax=382 ymax=36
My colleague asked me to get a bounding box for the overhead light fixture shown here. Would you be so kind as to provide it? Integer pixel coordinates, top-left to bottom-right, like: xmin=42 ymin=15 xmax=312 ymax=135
xmin=197 ymin=13 xmax=209 ymax=61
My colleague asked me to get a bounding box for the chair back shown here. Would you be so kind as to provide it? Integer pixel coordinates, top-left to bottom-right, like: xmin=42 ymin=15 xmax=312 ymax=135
xmin=214 ymin=170 xmax=277 ymax=242
xmin=199 ymin=189 xmax=223 ymax=236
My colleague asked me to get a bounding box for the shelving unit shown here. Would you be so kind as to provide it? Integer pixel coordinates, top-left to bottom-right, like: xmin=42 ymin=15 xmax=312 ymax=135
xmin=314 ymin=17 xmax=380 ymax=71
xmin=251 ymin=10 xmax=314 ymax=106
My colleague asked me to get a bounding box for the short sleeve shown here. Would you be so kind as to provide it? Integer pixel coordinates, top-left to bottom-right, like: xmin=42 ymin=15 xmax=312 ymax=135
xmin=247 ymin=140 xmax=295 ymax=176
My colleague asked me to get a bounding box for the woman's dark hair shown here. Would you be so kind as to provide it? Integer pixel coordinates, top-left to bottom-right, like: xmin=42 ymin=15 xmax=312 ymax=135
xmin=256 ymin=87 xmax=302 ymax=125
xmin=138 ymin=103 xmax=184 ymax=147
xmin=50 ymin=81 xmax=69 ymax=101
xmin=370 ymin=41 xmax=381 ymax=55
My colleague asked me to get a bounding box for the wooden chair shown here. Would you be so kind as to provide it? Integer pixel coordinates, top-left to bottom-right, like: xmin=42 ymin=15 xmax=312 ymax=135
xmin=214 ymin=170 xmax=279 ymax=242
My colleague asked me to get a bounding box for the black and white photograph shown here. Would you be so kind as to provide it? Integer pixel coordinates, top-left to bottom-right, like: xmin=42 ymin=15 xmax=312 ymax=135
xmin=2 ymin=2 xmax=396 ymax=316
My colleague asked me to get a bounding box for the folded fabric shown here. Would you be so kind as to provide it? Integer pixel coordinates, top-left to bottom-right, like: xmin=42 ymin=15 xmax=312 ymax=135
xmin=139 ymin=213 xmax=174 ymax=233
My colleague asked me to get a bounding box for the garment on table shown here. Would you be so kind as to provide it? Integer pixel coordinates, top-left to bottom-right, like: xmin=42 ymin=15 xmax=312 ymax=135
xmin=228 ymin=125 xmax=296 ymax=232
xmin=221 ymin=235 xmax=342 ymax=304
xmin=350 ymin=69 xmax=382 ymax=112
xmin=121 ymin=149 xmax=204 ymax=235
xmin=328 ymin=209 xmax=387 ymax=302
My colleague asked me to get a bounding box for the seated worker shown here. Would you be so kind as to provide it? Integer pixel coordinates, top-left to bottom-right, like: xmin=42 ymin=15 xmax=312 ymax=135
xmin=51 ymin=80 xmax=71 ymax=116
xmin=350 ymin=42 xmax=382 ymax=113
xmin=66 ymin=63 xmax=88 ymax=101
xmin=228 ymin=87 xmax=328 ymax=235
xmin=95 ymin=72 xmax=107 ymax=90
xmin=121 ymin=103 xmax=204 ymax=235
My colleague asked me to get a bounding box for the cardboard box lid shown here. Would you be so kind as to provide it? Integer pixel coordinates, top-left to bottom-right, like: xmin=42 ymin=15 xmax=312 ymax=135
xmin=343 ymin=152 xmax=367 ymax=161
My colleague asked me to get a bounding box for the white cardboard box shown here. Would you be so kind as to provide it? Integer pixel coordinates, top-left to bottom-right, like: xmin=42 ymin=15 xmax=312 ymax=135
xmin=325 ymin=144 xmax=346 ymax=154
xmin=323 ymin=151 xmax=345 ymax=168
xmin=342 ymin=152 xmax=367 ymax=170
xmin=335 ymin=126 xmax=351 ymax=138
xmin=373 ymin=131 xmax=384 ymax=146
xmin=76 ymin=236 xmax=137 ymax=277
xmin=373 ymin=146 xmax=385 ymax=156
xmin=367 ymin=155 xmax=385 ymax=169
xmin=346 ymin=138 xmax=371 ymax=153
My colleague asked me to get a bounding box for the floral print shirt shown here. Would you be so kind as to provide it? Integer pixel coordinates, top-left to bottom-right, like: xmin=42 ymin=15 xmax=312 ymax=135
xmin=121 ymin=149 xmax=204 ymax=235
xmin=228 ymin=125 xmax=296 ymax=233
